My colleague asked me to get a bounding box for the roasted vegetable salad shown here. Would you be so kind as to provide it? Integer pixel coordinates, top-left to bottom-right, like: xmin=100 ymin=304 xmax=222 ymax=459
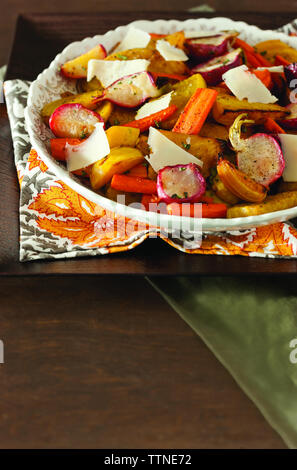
xmin=42 ymin=27 xmax=297 ymax=218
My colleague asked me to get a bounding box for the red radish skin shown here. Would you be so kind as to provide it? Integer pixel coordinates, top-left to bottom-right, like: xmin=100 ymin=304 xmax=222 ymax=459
xmin=284 ymin=62 xmax=297 ymax=89
xmin=49 ymin=103 xmax=104 ymax=138
xmin=186 ymin=34 xmax=229 ymax=63
xmin=101 ymin=72 xmax=159 ymax=108
xmin=157 ymin=163 xmax=206 ymax=204
xmin=278 ymin=103 xmax=297 ymax=130
xmin=191 ymin=48 xmax=242 ymax=86
xmin=237 ymin=133 xmax=285 ymax=187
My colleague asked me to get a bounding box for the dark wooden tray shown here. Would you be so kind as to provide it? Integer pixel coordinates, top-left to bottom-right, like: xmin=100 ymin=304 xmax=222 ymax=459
xmin=2 ymin=11 xmax=297 ymax=276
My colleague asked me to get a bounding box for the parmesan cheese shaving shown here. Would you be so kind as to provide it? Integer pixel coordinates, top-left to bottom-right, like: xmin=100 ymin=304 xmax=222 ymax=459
xmin=146 ymin=127 xmax=203 ymax=172
xmin=222 ymin=65 xmax=278 ymax=104
xmin=87 ymin=59 xmax=150 ymax=87
xmin=156 ymin=40 xmax=188 ymax=62
xmin=66 ymin=122 xmax=110 ymax=172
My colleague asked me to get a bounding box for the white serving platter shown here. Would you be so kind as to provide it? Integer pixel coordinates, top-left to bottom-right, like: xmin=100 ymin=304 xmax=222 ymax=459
xmin=25 ymin=17 xmax=297 ymax=232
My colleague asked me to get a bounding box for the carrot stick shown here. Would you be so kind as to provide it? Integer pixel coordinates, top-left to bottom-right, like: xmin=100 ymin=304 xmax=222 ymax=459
xmin=252 ymin=69 xmax=272 ymax=88
xmin=111 ymin=174 xmax=157 ymax=194
xmin=167 ymin=202 xmax=227 ymax=218
xmin=244 ymin=50 xmax=262 ymax=68
xmin=275 ymin=55 xmax=290 ymax=66
xmin=198 ymin=195 xmax=214 ymax=204
xmin=234 ymin=38 xmax=271 ymax=66
xmin=172 ymin=88 xmax=218 ymax=135
xmin=254 ymin=53 xmax=272 ymax=67
xmin=234 ymin=37 xmax=255 ymax=54
xmin=264 ymin=118 xmax=285 ymax=134
xmin=50 ymin=138 xmax=82 ymax=161
xmin=150 ymin=33 xmax=166 ymax=39
xmin=127 ymin=163 xmax=148 ymax=178
xmin=141 ymin=194 xmax=160 ymax=211
xmin=151 ymin=72 xmax=187 ymax=82
xmin=202 ymin=203 xmax=227 ymax=218
xmin=123 ymin=105 xmax=177 ymax=133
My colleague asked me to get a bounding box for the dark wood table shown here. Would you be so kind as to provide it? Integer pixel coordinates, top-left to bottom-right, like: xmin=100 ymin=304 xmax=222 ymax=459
xmin=0 ymin=6 xmax=291 ymax=448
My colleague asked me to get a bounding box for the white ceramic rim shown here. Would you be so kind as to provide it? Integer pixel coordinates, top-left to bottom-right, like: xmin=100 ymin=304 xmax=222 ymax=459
xmin=25 ymin=16 xmax=297 ymax=232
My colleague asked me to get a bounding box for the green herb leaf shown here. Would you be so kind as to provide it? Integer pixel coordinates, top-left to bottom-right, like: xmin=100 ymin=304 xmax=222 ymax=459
xmin=182 ymin=142 xmax=191 ymax=150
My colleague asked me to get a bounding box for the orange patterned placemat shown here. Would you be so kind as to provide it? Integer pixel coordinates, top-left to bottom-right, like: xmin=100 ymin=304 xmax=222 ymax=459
xmin=5 ymin=80 xmax=297 ymax=261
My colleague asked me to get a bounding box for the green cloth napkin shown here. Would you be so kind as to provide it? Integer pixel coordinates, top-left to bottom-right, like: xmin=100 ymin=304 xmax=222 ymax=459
xmin=147 ymin=276 xmax=297 ymax=448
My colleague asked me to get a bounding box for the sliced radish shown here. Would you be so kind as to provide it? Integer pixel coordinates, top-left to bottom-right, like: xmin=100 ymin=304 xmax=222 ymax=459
xmin=49 ymin=103 xmax=104 ymax=138
xmin=278 ymin=103 xmax=297 ymax=130
xmin=102 ymin=72 xmax=160 ymax=108
xmin=157 ymin=163 xmax=206 ymax=203
xmin=229 ymin=114 xmax=284 ymax=187
xmin=61 ymin=44 xmax=107 ymax=79
xmin=191 ymin=48 xmax=242 ymax=86
xmin=186 ymin=34 xmax=229 ymax=63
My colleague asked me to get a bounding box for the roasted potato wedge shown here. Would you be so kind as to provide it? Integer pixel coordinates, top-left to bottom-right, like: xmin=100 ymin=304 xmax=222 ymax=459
xmin=105 ymin=48 xmax=154 ymax=61
xmin=254 ymin=40 xmax=297 ymax=63
xmin=95 ymin=101 xmax=114 ymax=122
xmin=136 ymin=131 xmax=221 ymax=178
xmin=212 ymin=175 xmax=241 ymax=205
xmin=105 ymin=126 xmax=140 ymax=148
xmin=41 ymin=89 xmax=104 ymax=118
xmin=148 ymin=51 xmax=189 ymax=77
xmin=108 ymin=105 xmax=136 ymax=126
xmin=212 ymin=94 xmax=288 ymax=126
xmin=159 ymin=130 xmax=221 ymax=177
xmin=211 ymin=86 xmax=232 ymax=96
xmin=148 ymin=30 xmax=186 ymax=50
xmin=227 ymin=191 xmax=297 ymax=218
xmin=90 ymin=147 xmax=144 ymax=190
xmin=200 ymin=122 xmax=229 ymax=140
xmin=163 ymin=31 xmax=186 ymax=49
xmin=146 ymin=32 xmax=189 ymax=76
xmin=147 ymin=165 xmax=157 ymax=181
xmin=136 ymin=134 xmax=150 ymax=156
xmin=77 ymin=77 xmax=103 ymax=93
xmin=217 ymin=159 xmax=267 ymax=203
xmin=61 ymin=44 xmax=106 ymax=78
xmin=204 ymin=189 xmax=229 ymax=205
